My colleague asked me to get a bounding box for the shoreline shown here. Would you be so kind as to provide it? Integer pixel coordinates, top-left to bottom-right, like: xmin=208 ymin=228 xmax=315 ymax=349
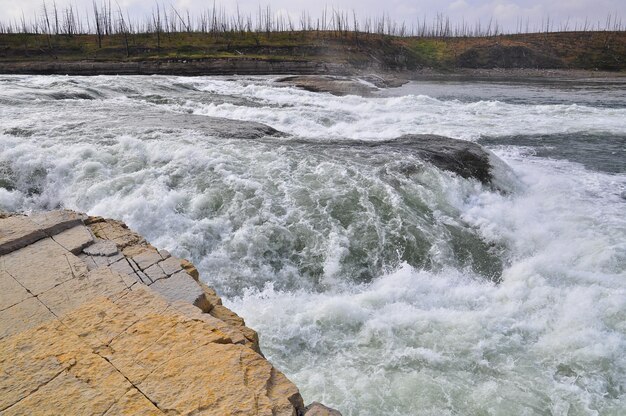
xmin=1 ymin=58 xmax=624 ymax=82
xmin=398 ymin=67 xmax=626 ymax=83
xmin=0 ymin=59 xmax=351 ymax=77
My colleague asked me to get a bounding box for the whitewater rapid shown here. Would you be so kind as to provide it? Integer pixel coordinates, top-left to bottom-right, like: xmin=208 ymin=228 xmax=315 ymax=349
xmin=1 ymin=75 xmax=625 ymax=415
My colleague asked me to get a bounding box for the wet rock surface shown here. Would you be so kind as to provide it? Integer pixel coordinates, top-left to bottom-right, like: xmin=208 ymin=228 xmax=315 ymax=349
xmin=289 ymin=134 xmax=499 ymax=186
xmin=276 ymin=75 xmax=407 ymax=96
xmin=276 ymin=75 xmax=378 ymax=96
xmin=389 ymin=135 xmax=496 ymax=185
xmin=122 ymin=113 xmax=284 ymax=140
xmin=0 ymin=210 xmax=341 ymax=415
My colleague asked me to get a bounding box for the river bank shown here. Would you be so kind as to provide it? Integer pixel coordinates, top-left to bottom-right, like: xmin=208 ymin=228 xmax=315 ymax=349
xmin=0 ymin=58 xmax=350 ymax=76
xmin=0 ymin=59 xmax=624 ymax=84
xmin=1 ymin=30 xmax=625 ymax=77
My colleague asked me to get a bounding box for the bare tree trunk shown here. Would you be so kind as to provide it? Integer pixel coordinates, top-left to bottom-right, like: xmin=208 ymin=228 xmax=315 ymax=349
xmin=93 ymin=1 xmax=102 ymax=47
xmin=53 ymin=0 xmax=59 ymax=34
xmin=152 ymin=3 xmax=161 ymax=52
xmin=42 ymin=1 xmax=53 ymax=50
xmin=117 ymin=5 xmax=130 ymax=57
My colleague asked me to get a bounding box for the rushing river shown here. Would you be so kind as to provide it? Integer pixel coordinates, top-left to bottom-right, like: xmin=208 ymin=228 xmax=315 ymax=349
xmin=1 ymin=75 xmax=625 ymax=415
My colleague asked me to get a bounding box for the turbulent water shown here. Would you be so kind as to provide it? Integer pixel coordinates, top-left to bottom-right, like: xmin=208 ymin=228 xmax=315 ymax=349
xmin=1 ymin=75 xmax=625 ymax=415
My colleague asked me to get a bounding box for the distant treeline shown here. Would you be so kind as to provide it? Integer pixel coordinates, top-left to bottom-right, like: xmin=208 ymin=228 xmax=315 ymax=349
xmin=1 ymin=1 xmax=624 ymax=39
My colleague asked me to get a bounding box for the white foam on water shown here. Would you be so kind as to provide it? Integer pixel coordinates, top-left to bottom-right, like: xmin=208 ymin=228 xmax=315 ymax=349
xmin=1 ymin=75 xmax=625 ymax=415
xmin=173 ymin=77 xmax=626 ymax=141
xmin=230 ymin=152 xmax=626 ymax=415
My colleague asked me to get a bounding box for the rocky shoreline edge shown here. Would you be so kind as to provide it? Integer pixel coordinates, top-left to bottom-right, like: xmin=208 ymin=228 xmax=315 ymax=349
xmin=1 ymin=58 xmax=624 ymax=82
xmin=0 ymin=59 xmax=350 ymax=77
xmin=0 ymin=210 xmax=340 ymax=415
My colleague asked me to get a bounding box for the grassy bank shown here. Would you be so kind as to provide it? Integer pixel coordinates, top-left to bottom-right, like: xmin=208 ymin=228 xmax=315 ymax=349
xmin=1 ymin=30 xmax=625 ymax=71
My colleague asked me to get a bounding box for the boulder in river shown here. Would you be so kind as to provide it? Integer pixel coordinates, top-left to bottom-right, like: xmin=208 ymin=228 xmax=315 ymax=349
xmin=277 ymin=75 xmax=377 ymax=96
xmin=286 ymin=134 xmax=516 ymax=190
xmin=122 ymin=113 xmax=284 ymax=140
xmin=276 ymin=75 xmax=406 ymax=96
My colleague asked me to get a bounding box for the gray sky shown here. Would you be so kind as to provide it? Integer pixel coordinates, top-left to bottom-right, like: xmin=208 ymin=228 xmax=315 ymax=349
xmin=2 ymin=0 xmax=625 ymax=32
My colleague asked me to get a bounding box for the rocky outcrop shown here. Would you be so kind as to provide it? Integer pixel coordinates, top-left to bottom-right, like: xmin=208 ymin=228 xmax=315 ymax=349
xmin=0 ymin=210 xmax=339 ymax=415
xmin=303 ymin=403 xmax=343 ymax=416
xmin=276 ymin=75 xmax=378 ymax=96
xmin=276 ymin=75 xmax=406 ymax=96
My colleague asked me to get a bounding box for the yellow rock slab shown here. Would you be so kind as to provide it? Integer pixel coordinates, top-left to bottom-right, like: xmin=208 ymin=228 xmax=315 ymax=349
xmin=0 ymin=213 xmax=314 ymax=416
xmin=51 ymin=225 xmax=94 ymax=254
xmin=102 ymin=388 xmax=164 ymax=416
xmin=0 ymin=285 xmax=305 ymax=415
xmin=28 ymin=210 xmax=84 ymax=236
xmin=0 ymin=320 xmax=132 ymax=415
xmin=106 ymin=313 xmax=230 ymax=384
xmin=1 ymin=238 xmax=88 ymax=295
xmin=0 ymin=270 xmax=31 ymax=311
xmin=0 ymin=215 xmax=45 ymax=255
xmin=61 ymin=297 xmax=140 ymax=350
xmin=171 ymin=301 xmax=247 ymax=345
xmin=37 ymin=268 xmax=131 ymax=317
xmin=0 ymin=296 xmax=55 ymax=340
xmin=89 ymin=219 xmax=145 ymax=248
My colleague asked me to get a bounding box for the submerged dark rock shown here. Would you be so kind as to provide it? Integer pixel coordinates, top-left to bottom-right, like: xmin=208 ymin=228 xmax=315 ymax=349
xmin=118 ymin=115 xmax=498 ymax=188
xmin=115 ymin=113 xmax=284 ymax=140
xmin=387 ymin=135 xmax=495 ymax=184
xmin=287 ymin=135 xmax=504 ymax=187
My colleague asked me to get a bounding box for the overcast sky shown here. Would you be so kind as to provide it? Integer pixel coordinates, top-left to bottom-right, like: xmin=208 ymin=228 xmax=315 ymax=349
xmin=2 ymin=0 xmax=625 ymax=32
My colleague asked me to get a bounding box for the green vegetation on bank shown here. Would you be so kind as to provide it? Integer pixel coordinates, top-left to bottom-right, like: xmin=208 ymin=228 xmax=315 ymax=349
xmin=1 ymin=30 xmax=625 ymax=71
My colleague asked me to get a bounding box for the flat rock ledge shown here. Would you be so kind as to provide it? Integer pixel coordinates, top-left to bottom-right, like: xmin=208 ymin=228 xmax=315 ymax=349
xmin=0 ymin=210 xmax=340 ymax=416
xmin=275 ymin=75 xmax=406 ymax=96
